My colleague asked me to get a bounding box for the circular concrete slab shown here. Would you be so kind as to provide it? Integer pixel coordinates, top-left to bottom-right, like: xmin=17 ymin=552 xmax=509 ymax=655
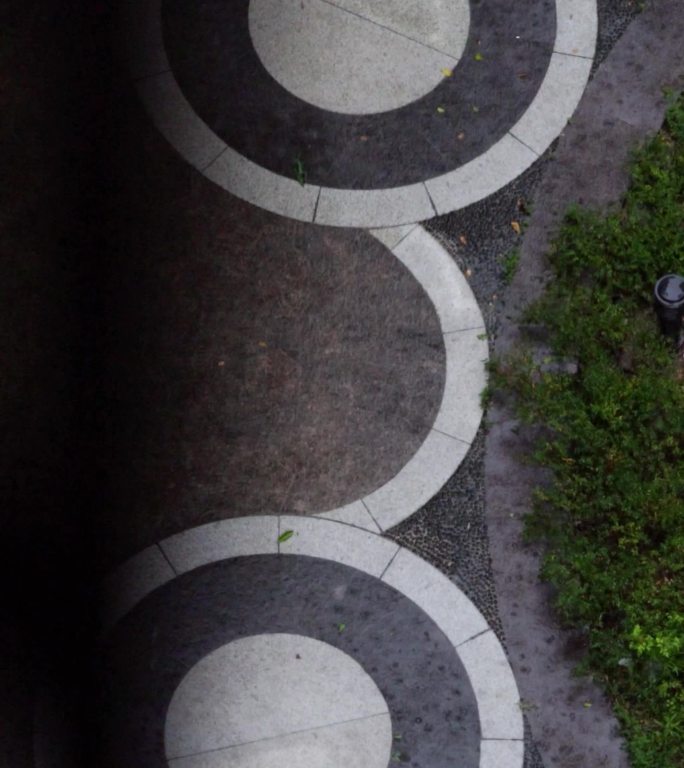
xmin=249 ymin=0 xmax=469 ymax=114
xmin=99 ymin=517 xmax=524 ymax=768
xmin=96 ymin=224 xmax=486 ymax=558
xmin=118 ymin=0 xmax=596 ymax=225
xmin=165 ymin=634 xmax=392 ymax=767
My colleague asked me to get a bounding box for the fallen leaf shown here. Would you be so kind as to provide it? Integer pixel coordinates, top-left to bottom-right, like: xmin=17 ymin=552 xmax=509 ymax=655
xmin=359 ymin=135 xmax=369 ymax=142
xmin=338 ymin=623 xmax=346 ymax=632
xmin=217 ymin=360 xmax=225 ymax=367
xmin=441 ymin=67 xmax=453 ymax=77
xmin=465 ymin=268 xmax=472 ymax=278
xmin=472 ymin=105 xmax=480 ymax=113
xmin=457 ymin=131 xmax=465 ymax=140
xmin=278 ymin=530 xmax=294 ymax=543
xmin=474 ymin=51 xmax=484 ymax=61
xmin=258 ymin=341 xmax=267 ymax=348
xmin=436 ymin=106 xmax=445 ymax=114
xmin=583 ymin=702 xmax=592 ymax=708
xmin=511 ymin=221 xmax=521 ymax=235
xmin=459 ymin=234 xmax=468 ymax=245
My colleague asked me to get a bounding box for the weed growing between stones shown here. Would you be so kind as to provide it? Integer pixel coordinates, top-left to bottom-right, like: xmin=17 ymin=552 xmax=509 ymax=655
xmin=501 ymin=247 xmax=520 ymax=285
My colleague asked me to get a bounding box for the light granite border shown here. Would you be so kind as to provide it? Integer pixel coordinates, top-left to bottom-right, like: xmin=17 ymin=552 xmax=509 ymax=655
xmin=100 ymin=515 xmax=524 ymax=767
xmin=120 ymin=0 xmax=596 ymax=225
xmin=314 ymin=226 xmax=486 ymax=531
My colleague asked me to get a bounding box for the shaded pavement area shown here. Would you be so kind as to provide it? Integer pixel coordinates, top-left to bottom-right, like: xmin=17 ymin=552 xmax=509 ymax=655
xmin=2 ymin=1 xmax=683 ymax=767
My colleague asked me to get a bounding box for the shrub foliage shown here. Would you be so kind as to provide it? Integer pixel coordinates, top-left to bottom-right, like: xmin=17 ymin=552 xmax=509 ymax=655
xmin=493 ymin=97 xmax=684 ymax=767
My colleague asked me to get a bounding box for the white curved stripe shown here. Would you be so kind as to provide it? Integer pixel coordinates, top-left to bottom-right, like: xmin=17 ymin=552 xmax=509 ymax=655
xmin=554 ymin=0 xmax=598 ymax=58
xmin=508 ymin=52 xmax=593 ymax=156
xmin=100 ymin=544 xmax=176 ymax=631
xmin=100 ymin=515 xmax=524 ymax=767
xmin=204 ymin=144 xmax=321 ymax=222
xmin=120 ymin=0 xmax=597 ymax=225
xmin=314 ymin=183 xmax=435 ymax=227
xmin=424 ymin=133 xmax=538 ymax=216
xmin=137 ymin=72 xmax=227 ymax=172
xmin=316 ymin=225 xmax=486 ymax=531
xmin=481 ymin=739 xmax=525 ymax=768
xmin=362 ymin=429 xmax=472 ymax=530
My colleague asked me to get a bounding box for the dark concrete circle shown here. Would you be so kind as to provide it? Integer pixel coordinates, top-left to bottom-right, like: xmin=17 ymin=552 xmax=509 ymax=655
xmin=162 ymin=0 xmax=555 ymax=188
xmin=98 ymin=554 xmax=481 ymax=767
xmin=96 ymin=216 xmax=445 ymax=560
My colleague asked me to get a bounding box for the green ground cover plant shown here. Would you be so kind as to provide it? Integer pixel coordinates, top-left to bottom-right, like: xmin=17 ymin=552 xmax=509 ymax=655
xmin=501 ymin=248 xmax=521 ymax=285
xmin=492 ymin=96 xmax=684 ymax=767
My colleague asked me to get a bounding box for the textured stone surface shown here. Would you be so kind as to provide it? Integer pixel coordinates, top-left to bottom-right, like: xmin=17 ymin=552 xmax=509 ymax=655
xmin=248 ymin=0 xmax=466 ymax=114
xmin=99 ymin=555 xmax=481 ymax=768
xmin=96 ymin=212 xmax=445 ymax=558
xmin=162 ymin=0 xmax=554 ymax=187
xmin=164 ymin=634 xmax=391 ymax=761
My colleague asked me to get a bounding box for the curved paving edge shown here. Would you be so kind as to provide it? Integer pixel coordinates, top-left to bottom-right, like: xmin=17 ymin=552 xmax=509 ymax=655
xmin=313 ymin=225 xmax=487 ymax=531
xmin=100 ymin=515 xmax=524 ymax=768
xmin=117 ymin=0 xmax=597 ymax=227
xmin=486 ymin=2 xmax=684 ymax=767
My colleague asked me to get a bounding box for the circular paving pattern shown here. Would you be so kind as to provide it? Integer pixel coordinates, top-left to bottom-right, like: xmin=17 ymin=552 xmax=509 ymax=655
xmin=100 ymin=0 xmax=594 ymax=761
xmin=314 ymin=226 xmax=487 ymax=532
xmin=94 ymin=224 xmax=487 ymax=551
xmin=97 ymin=222 xmax=446 ymax=540
xmin=163 ymin=0 xmax=550 ymax=189
xmin=100 ymin=516 xmax=524 ymax=768
xmin=119 ymin=0 xmax=596 ymax=226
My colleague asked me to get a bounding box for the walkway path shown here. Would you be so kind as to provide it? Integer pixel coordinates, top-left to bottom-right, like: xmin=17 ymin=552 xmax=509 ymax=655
xmin=32 ymin=1 xmax=681 ymax=766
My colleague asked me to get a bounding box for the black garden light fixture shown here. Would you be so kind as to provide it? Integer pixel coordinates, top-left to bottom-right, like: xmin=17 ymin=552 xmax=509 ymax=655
xmin=654 ymin=274 xmax=684 ymax=345
xmin=653 ymin=275 xmax=684 ymax=345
